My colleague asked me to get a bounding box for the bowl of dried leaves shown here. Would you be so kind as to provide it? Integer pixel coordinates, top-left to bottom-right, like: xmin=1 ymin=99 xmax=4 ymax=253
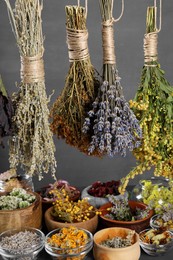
xmin=93 ymin=227 xmax=140 ymax=260
xmin=99 ymin=195 xmax=153 ymax=233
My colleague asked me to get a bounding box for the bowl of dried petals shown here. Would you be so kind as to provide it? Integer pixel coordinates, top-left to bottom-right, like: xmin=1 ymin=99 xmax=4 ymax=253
xmin=81 ymin=180 xmax=129 ymax=208
xmin=38 ymin=179 xmax=80 ymax=213
xmin=44 ymin=188 xmax=99 ymax=234
xmin=99 ymin=195 xmax=154 ymax=233
xmin=45 ymin=226 xmax=93 ymax=260
xmin=0 ymin=227 xmax=45 ymax=260
xmin=139 ymin=228 xmax=173 ymax=256
xmin=93 ymin=227 xmax=140 ymax=260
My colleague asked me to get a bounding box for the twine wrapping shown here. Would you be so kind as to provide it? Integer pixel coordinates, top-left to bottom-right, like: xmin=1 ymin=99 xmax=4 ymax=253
xmin=20 ymin=55 xmax=45 ymax=84
xmin=66 ymin=28 xmax=89 ymax=62
xmin=102 ymin=20 xmax=116 ymax=65
xmin=144 ymin=32 xmax=158 ymax=66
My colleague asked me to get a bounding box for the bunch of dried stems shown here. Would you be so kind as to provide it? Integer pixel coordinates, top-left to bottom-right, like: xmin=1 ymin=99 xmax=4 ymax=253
xmin=4 ymin=0 xmax=57 ymax=179
xmin=50 ymin=4 xmax=100 ymax=156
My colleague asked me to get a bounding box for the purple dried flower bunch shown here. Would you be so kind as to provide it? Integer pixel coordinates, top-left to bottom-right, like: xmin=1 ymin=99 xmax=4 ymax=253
xmin=82 ymin=68 xmax=142 ymax=157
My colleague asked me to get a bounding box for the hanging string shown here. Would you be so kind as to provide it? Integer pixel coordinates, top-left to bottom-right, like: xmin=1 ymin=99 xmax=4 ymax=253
xmin=144 ymin=0 xmax=162 ymax=66
xmin=111 ymin=0 xmax=124 ymax=22
xmin=77 ymin=0 xmax=88 ymax=18
xmin=102 ymin=0 xmax=124 ymax=65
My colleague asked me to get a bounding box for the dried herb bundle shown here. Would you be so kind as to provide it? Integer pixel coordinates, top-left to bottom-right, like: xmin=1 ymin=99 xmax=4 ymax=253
xmin=5 ymin=0 xmax=57 ymax=179
xmin=50 ymin=5 xmax=100 ymax=155
xmin=83 ymin=0 xmax=142 ymax=156
xmin=119 ymin=6 xmax=173 ymax=193
xmin=0 ymin=75 xmax=13 ymax=147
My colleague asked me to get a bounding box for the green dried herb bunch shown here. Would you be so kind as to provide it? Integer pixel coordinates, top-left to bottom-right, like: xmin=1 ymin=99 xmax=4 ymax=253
xmin=0 ymin=75 xmax=14 ymax=147
xmin=50 ymin=5 xmax=100 ymax=156
xmin=119 ymin=6 xmax=173 ymax=193
xmin=4 ymin=0 xmax=57 ymax=179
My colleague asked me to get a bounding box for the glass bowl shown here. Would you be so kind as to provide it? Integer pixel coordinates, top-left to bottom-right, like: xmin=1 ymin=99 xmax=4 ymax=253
xmin=45 ymin=227 xmax=93 ymax=259
xmin=0 ymin=227 xmax=45 ymax=260
xmin=150 ymin=214 xmax=173 ymax=232
xmin=139 ymin=228 xmax=173 ymax=256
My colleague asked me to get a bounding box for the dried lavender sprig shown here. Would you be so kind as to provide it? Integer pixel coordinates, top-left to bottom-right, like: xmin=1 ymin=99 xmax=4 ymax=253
xmin=82 ymin=69 xmax=142 ymax=157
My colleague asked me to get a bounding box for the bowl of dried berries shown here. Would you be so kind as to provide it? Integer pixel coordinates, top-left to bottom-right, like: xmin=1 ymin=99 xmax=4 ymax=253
xmin=93 ymin=227 xmax=140 ymax=260
xmin=45 ymin=226 xmax=93 ymax=259
xmin=139 ymin=228 xmax=173 ymax=256
xmin=99 ymin=196 xmax=154 ymax=233
xmin=81 ymin=180 xmax=128 ymax=208
xmin=0 ymin=227 xmax=45 ymax=260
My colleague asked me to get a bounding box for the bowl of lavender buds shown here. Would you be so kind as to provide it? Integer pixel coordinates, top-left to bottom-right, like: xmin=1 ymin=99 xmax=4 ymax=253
xmin=93 ymin=227 xmax=140 ymax=260
xmin=0 ymin=227 xmax=45 ymax=260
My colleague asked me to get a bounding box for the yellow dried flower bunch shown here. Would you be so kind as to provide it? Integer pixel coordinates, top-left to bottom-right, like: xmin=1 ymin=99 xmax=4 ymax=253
xmin=50 ymin=188 xmax=100 ymax=223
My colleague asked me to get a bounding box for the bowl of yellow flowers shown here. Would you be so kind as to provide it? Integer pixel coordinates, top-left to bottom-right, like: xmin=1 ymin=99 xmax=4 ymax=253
xmin=44 ymin=188 xmax=99 ymax=234
xmin=45 ymin=226 xmax=93 ymax=260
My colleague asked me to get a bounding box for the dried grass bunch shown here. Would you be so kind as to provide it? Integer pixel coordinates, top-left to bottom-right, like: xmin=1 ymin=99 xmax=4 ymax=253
xmin=50 ymin=4 xmax=100 ymax=156
xmin=4 ymin=0 xmax=57 ymax=179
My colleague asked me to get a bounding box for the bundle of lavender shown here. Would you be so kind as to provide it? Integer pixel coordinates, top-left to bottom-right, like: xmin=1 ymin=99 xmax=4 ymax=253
xmin=50 ymin=4 xmax=100 ymax=156
xmin=119 ymin=4 xmax=173 ymax=193
xmin=82 ymin=0 xmax=142 ymax=157
xmin=0 ymin=75 xmax=13 ymax=147
xmin=4 ymin=0 xmax=57 ymax=179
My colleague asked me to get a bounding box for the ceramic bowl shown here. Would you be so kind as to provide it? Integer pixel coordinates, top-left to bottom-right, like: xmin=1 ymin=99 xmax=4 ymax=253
xmin=99 ymin=200 xmax=154 ymax=233
xmin=81 ymin=185 xmax=128 ymax=208
xmin=139 ymin=228 xmax=173 ymax=256
xmin=0 ymin=227 xmax=45 ymax=260
xmin=45 ymin=227 xmax=93 ymax=259
xmin=44 ymin=206 xmax=98 ymax=234
xmin=93 ymin=227 xmax=140 ymax=260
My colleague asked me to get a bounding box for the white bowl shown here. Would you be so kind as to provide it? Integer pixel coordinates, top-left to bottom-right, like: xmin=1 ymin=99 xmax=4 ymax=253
xmin=81 ymin=185 xmax=128 ymax=208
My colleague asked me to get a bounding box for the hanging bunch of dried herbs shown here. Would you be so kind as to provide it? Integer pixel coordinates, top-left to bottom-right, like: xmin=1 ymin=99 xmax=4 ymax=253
xmin=119 ymin=2 xmax=173 ymax=193
xmin=50 ymin=3 xmax=100 ymax=156
xmin=4 ymin=0 xmax=57 ymax=179
xmin=82 ymin=0 xmax=142 ymax=157
xmin=0 ymin=75 xmax=13 ymax=147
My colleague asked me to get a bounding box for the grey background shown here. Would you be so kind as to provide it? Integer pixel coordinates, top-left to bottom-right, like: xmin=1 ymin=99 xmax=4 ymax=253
xmin=0 ymin=0 xmax=172 ymax=191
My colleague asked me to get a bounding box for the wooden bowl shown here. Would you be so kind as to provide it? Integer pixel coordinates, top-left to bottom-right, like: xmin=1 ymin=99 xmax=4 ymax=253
xmin=93 ymin=227 xmax=140 ymax=260
xmin=44 ymin=206 xmax=98 ymax=234
xmin=99 ymin=200 xmax=154 ymax=233
xmin=0 ymin=192 xmax=42 ymax=233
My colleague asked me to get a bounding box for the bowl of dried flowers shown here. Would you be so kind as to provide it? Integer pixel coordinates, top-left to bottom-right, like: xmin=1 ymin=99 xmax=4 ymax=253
xmin=0 ymin=188 xmax=42 ymax=233
xmin=44 ymin=188 xmax=99 ymax=234
xmin=93 ymin=227 xmax=140 ymax=260
xmin=99 ymin=195 xmax=154 ymax=233
xmin=0 ymin=227 xmax=45 ymax=260
xmin=45 ymin=226 xmax=93 ymax=260
xmin=81 ymin=180 xmax=128 ymax=208
xmin=150 ymin=206 xmax=173 ymax=232
xmin=139 ymin=228 xmax=173 ymax=256
xmin=38 ymin=179 xmax=80 ymax=213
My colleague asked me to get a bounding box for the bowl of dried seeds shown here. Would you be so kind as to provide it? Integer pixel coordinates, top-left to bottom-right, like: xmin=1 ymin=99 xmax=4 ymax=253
xmin=0 ymin=227 xmax=45 ymax=259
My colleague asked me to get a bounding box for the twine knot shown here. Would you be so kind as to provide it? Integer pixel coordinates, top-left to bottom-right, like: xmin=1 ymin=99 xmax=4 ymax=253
xmin=144 ymin=32 xmax=158 ymax=66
